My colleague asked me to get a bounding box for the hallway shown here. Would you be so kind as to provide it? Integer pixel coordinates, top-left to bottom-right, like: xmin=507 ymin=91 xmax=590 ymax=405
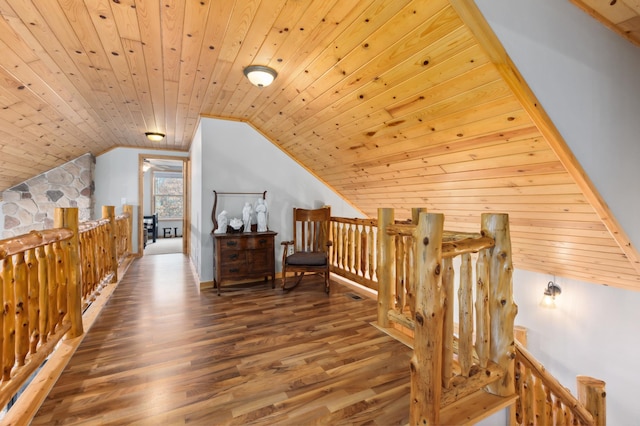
xmin=32 ymin=254 xmax=411 ymax=425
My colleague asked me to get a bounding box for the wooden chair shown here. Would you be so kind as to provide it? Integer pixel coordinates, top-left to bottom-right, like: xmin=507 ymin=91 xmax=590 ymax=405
xmin=281 ymin=206 xmax=332 ymax=293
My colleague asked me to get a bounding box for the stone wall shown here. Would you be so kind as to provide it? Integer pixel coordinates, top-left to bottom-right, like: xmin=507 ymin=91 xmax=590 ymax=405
xmin=1 ymin=154 xmax=95 ymax=238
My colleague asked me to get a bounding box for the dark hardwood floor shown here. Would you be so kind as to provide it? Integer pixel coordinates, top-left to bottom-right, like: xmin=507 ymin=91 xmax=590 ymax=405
xmin=32 ymin=254 xmax=411 ymax=425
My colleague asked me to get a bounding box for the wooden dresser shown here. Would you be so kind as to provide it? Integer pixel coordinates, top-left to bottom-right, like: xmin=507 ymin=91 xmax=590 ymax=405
xmin=212 ymin=231 xmax=277 ymax=295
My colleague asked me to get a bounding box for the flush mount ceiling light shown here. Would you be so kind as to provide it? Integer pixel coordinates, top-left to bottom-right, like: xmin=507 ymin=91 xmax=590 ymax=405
xmin=145 ymin=132 xmax=165 ymax=142
xmin=243 ymin=65 xmax=277 ymax=87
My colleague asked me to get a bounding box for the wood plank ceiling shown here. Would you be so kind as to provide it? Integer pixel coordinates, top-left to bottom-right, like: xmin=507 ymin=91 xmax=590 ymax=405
xmin=0 ymin=0 xmax=639 ymax=290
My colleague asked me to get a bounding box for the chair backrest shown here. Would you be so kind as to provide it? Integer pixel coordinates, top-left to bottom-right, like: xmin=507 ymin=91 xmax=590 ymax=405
xmin=292 ymin=206 xmax=331 ymax=253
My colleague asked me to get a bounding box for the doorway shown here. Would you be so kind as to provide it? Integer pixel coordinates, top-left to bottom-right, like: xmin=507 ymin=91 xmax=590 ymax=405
xmin=138 ymin=154 xmax=190 ymax=256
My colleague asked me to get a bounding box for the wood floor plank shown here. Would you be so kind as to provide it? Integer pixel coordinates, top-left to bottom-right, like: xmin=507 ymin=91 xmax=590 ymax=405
xmin=31 ymin=253 xmax=411 ymax=425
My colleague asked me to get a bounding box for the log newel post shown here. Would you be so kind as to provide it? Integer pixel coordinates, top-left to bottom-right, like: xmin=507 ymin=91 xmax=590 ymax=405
xmin=377 ymin=208 xmax=394 ymax=328
xmin=410 ymin=212 xmax=444 ymax=426
xmin=102 ymin=206 xmax=118 ymax=283
xmin=123 ymin=204 xmax=134 ymax=255
xmin=577 ymin=376 xmax=606 ymax=426
xmin=482 ymin=213 xmax=517 ymax=396
xmin=54 ymin=207 xmax=83 ymax=339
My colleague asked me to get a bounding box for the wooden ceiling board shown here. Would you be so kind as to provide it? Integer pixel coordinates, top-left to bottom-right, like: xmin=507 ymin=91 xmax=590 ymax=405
xmin=0 ymin=0 xmax=639 ymax=291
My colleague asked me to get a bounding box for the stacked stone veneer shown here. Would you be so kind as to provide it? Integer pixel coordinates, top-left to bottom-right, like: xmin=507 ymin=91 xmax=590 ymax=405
xmin=1 ymin=154 xmax=95 ymax=239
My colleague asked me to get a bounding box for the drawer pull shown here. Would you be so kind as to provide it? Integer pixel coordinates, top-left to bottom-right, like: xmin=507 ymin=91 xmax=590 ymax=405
xmin=229 ymin=268 xmax=239 ymax=273
xmin=258 ymin=239 xmax=267 ymax=244
xmin=229 ymin=253 xmax=238 ymax=260
xmin=226 ymin=241 xmax=238 ymax=247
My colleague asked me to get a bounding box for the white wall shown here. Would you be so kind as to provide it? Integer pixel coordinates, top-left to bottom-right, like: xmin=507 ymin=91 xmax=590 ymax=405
xmin=95 ymin=147 xmax=189 ymax=253
xmin=513 ymin=270 xmax=640 ymax=424
xmin=192 ymin=118 xmax=363 ymax=283
xmin=472 ymin=1 xmax=640 ymax=423
xmin=190 ymin=123 xmax=203 ymax=275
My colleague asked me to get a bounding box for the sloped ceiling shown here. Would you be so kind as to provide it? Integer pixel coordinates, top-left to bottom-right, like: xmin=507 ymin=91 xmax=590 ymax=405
xmin=0 ymin=0 xmax=639 ymax=290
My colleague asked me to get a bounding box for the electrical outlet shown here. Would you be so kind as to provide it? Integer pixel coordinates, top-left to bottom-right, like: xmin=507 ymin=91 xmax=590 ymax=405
xmin=288 ymin=246 xmax=294 ymax=255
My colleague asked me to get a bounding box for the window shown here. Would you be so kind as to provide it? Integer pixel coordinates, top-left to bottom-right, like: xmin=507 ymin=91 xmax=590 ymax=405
xmin=153 ymin=171 xmax=183 ymax=219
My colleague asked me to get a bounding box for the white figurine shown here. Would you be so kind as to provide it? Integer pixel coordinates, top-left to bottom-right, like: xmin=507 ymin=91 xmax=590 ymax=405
xmin=242 ymin=202 xmax=252 ymax=232
xmin=255 ymin=198 xmax=268 ymax=232
xmin=215 ymin=210 xmax=228 ymax=234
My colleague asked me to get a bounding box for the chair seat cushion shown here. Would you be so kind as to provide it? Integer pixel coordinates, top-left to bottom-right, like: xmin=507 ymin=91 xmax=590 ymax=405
xmin=286 ymin=252 xmax=327 ymax=266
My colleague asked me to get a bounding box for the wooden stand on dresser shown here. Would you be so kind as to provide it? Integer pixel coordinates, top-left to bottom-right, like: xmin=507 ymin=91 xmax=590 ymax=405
xmin=212 ymin=231 xmax=277 ymax=295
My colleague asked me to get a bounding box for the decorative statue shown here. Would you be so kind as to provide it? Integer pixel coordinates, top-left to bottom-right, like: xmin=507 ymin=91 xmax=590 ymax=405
xmin=242 ymin=202 xmax=252 ymax=232
xmin=255 ymin=198 xmax=268 ymax=232
xmin=215 ymin=210 xmax=228 ymax=234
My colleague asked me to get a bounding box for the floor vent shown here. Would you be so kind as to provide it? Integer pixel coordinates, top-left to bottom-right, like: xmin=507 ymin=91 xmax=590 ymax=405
xmin=345 ymin=292 xmax=364 ymax=300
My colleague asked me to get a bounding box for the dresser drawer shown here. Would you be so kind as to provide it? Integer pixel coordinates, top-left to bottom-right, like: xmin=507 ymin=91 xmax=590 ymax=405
xmin=220 ymin=235 xmax=273 ymax=250
xmin=218 ymin=249 xmax=246 ymax=263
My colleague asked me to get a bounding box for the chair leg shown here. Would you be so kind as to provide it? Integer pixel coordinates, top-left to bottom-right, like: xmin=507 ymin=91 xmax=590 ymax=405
xmin=281 ymin=267 xmax=287 ymax=291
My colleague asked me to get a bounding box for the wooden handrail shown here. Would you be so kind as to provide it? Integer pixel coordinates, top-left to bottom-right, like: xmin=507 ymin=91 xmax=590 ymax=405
xmin=516 ymin=342 xmax=595 ymax=425
xmin=0 ymin=229 xmax=73 ymax=259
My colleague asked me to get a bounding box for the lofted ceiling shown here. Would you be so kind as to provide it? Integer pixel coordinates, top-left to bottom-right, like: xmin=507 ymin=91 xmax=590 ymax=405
xmin=0 ymin=0 xmax=639 ymax=291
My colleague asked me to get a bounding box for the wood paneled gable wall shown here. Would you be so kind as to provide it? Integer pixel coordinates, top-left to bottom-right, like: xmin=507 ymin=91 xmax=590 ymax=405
xmin=0 ymin=0 xmax=639 ymax=290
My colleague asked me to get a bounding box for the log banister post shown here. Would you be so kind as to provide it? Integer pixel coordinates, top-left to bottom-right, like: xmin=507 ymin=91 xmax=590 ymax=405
xmin=377 ymin=208 xmax=394 ymax=328
xmin=482 ymin=213 xmax=517 ymax=397
xmin=102 ymin=206 xmax=118 ymax=283
xmin=410 ymin=212 xmax=444 ymax=425
xmin=578 ymin=376 xmax=606 ymax=426
xmin=123 ymin=205 xmax=134 ymax=256
xmin=54 ymin=207 xmax=83 ymax=338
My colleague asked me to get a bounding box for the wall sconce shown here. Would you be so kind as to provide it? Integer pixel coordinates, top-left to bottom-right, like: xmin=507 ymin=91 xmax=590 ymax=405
xmin=145 ymin=132 xmax=165 ymax=142
xmin=142 ymin=160 xmax=151 ymax=173
xmin=243 ymin=65 xmax=277 ymax=87
xmin=540 ymin=281 xmax=562 ymax=309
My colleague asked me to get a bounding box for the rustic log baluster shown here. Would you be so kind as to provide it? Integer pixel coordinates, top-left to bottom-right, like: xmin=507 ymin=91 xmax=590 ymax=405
xmin=395 ymin=235 xmax=404 ymax=312
xmin=346 ymin=224 xmax=353 ymax=273
xmin=2 ymin=256 xmax=15 ymax=381
xmin=406 ymin=236 xmax=415 ymax=316
xmin=368 ymin=226 xmax=375 ymax=281
xmin=441 ymin=256 xmax=454 ymax=389
xmin=103 ymin=206 xmax=118 ymax=283
xmin=359 ymin=226 xmax=367 ymax=278
xmin=533 ymin=374 xmax=546 ymax=423
xmin=45 ymin=244 xmax=58 ymax=336
xmin=354 ymin=225 xmax=361 ymax=275
xmin=458 ymin=253 xmax=473 ymax=377
xmin=53 ymin=241 xmax=66 ymax=329
xmin=26 ymin=249 xmax=39 ymax=354
xmin=475 ymin=247 xmax=490 ymax=368
xmin=13 ymin=252 xmax=28 ymax=367
xmin=523 ymin=368 xmax=535 ymax=425
xmin=36 ymin=247 xmax=49 ymax=345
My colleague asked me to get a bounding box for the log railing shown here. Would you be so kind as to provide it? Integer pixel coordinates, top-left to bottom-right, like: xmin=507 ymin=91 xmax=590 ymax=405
xmin=514 ymin=336 xmax=606 ymax=425
xmin=329 ymin=217 xmax=378 ymax=290
xmin=0 ymin=205 xmax=132 ymax=412
xmin=376 ymin=208 xmax=516 ymax=424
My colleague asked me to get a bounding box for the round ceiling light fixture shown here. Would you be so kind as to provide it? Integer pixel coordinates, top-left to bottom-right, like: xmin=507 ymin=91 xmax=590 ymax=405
xmin=243 ymin=65 xmax=278 ymax=87
xmin=145 ymin=132 xmax=165 ymax=142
